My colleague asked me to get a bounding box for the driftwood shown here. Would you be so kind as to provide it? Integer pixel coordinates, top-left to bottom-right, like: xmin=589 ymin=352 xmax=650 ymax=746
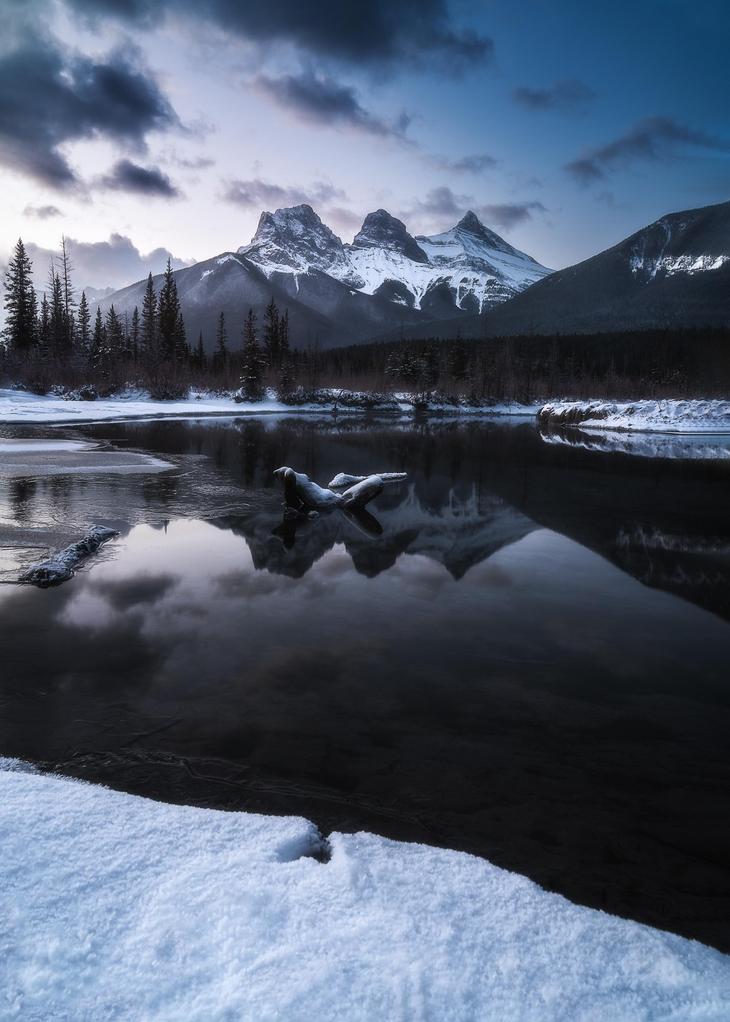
xmin=273 ymin=467 xmax=406 ymax=517
xmin=19 ymin=526 xmax=118 ymax=586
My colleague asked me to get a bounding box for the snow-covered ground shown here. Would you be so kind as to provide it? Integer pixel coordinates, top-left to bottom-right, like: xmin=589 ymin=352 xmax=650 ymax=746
xmin=2 ymin=390 xmax=729 ymax=434
xmin=0 ymin=388 xmax=539 ymax=425
xmin=0 ymin=388 xmax=293 ymax=425
xmin=2 ymin=761 xmax=729 ymax=1021
xmin=538 ymin=399 xmax=730 ymax=434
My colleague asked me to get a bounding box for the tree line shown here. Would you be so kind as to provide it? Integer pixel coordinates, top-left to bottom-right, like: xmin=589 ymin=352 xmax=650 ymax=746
xmin=1 ymin=237 xmax=294 ymax=398
xmin=3 ymin=236 xmax=728 ymax=401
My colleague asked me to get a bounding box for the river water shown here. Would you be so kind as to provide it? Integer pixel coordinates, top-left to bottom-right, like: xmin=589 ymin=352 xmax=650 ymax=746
xmin=1 ymin=415 xmax=729 ymax=949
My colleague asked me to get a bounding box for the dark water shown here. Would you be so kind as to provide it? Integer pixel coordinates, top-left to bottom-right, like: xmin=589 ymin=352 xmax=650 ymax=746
xmin=1 ymin=416 xmax=729 ymax=950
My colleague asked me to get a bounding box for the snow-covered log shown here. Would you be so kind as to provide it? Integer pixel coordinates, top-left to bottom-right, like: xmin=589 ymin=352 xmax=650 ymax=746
xmin=328 ymin=471 xmax=407 ymax=489
xmin=274 ymin=467 xmax=406 ymax=514
xmin=19 ymin=526 xmax=118 ymax=586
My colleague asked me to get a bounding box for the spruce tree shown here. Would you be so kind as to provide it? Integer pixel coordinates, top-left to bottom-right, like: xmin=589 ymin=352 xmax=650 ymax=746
xmin=157 ymin=259 xmax=180 ymax=362
xmin=131 ymin=306 xmax=140 ymax=362
xmin=59 ymin=236 xmax=75 ymax=349
xmin=195 ymin=331 xmax=206 ymax=370
xmin=77 ymin=291 xmax=91 ymax=353
xmin=141 ymin=272 xmax=158 ymax=363
xmin=3 ymin=238 xmax=37 ymax=351
xmin=174 ymin=310 xmax=188 ymax=364
xmin=48 ymin=264 xmax=65 ymax=356
xmin=277 ymin=308 xmax=292 ymax=395
xmin=91 ymin=307 xmax=106 ymax=369
xmin=241 ymin=307 xmax=262 ymax=399
xmin=263 ymin=297 xmax=280 ymax=367
xmin=38 ymin=294 xmax=50 ymax=348
xmin=279 ymin=308 xmax=290 ymax=360
xmin=215 ymin=311 xmax=228 ymax=369
xmin=105 ymin=305 xmax=124 ymax=359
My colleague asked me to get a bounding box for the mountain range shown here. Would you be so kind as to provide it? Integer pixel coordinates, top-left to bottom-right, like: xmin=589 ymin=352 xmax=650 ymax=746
xmin=95 ymin=205 xmax=551 ymax=348
xmin=445 ymin=199 xmax=730 ymax=339
xmin=95 ymin=199 xmax=730 ymax=348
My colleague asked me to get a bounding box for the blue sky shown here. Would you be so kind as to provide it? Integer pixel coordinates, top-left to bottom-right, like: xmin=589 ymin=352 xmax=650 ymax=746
xmin=1 ymin=0 xmax=728 ymax=288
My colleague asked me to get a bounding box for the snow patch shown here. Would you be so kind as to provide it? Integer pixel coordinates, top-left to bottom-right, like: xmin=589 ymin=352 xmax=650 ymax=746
xmin=2 ymin=765 xmax=729 ymax=1021
xmin=538 ymin=399 xmax=730 ymax=435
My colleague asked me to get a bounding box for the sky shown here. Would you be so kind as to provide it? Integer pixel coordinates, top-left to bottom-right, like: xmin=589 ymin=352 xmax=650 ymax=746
xmin=1 ymin=0 xmax=729 ymax=291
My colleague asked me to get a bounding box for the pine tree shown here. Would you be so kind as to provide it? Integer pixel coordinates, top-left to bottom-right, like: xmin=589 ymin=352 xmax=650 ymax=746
xmin=77 ymin=291 xmax=90 ymax=353
xmin=141 ymin=272 xmax=158 ymax=363
xmin=3 ymin=238 xmax=37 ymax=351
xmin=241 ymin=307 xmax=262 ymax=399
xmin=131 ymin=306 xmax=140 ymax=362
xmin=215 ymin=311 xmax=228 ymax=369
xmin=263 ymin=297 xmax=280 ymax=367
xmin=90 ymin=306 xmax=106 ymax=369
xmin=157 ymin=259 xmax=180 ymax=362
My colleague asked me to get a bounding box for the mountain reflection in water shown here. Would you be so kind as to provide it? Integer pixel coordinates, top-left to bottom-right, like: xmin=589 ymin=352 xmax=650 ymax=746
xmin=0 ymin=416 xmax=729 ymax=952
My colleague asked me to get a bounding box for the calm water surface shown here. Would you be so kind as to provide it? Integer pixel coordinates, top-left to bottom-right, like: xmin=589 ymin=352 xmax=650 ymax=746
xmin=1 ymin=416 xmax=729 ymax=949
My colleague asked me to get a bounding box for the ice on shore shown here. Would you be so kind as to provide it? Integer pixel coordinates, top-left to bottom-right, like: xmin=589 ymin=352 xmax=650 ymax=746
xmin=0 ymin=437 xmax=173 ymax=476
xmin=1 ymin=764 xmax=729 ymax=1021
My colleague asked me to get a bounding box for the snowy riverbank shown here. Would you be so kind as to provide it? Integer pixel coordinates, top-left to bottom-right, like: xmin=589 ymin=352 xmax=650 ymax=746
xmin=1 ymin=389 xmax=729 ymax=435
xmin=0 ymin=387 xmax=539 ymax=424
xmin=538 ymin=399 xmax=730 ymax=434
xmin=2 ymin=762 xmax=729 ymax=1021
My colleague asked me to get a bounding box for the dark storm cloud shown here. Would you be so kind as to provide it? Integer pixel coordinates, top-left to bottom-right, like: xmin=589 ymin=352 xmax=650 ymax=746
xmin=254 ymin=71 xmax=410 ymax=140
xmin=64 ymin=0 xmax=492 ymax=72
xmin=512 ymin=79 xmax=596 ymax=112
xmin=26 ymin=234 xmax=190 ymax=290
xmin=222 ymin=178 xmax=346 ymax=210
xmin=414 ymin=187 xmax=547 ymax=229
xmin=565 ymin=116 xmax=730 ymax=185
xmin=416 ymin=186 xmax=467 ymax=218
xmin=23 ymin=204 xmax=64 ymax=219
xmin=0 ymin=30 xmax=178 ymax=188
xmin=99 ymin=158 xmax=181 ymax=197
xmin=432 ymin=153 xmax=498 ymax=174
xmin=481 ymin=201 xmax=548 ymax=228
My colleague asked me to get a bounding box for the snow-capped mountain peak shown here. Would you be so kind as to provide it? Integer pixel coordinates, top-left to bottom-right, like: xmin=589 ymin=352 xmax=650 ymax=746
xmin=452 ymin=211 xmax=524 ymax=258
xmin=238 ymin=204 xmax=347 ymax=276
xmin=237 ymin=202 xmax=552 ymax=315
xmin=352 ymin=210 xmax=429 ymax=264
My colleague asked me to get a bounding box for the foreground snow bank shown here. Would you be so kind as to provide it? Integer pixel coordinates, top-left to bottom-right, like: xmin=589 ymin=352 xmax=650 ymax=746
xmin=538 ymin=399 xmax=730 ymax=434
xmin=2 ymin=765 xmax=728 ymax=1022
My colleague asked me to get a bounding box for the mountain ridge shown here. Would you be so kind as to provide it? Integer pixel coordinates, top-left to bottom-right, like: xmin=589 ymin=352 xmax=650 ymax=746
xmin=96 ymin=204 xmax=551 ymax=348
xmin=413 ymin=199 xmax=730 ymax=340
